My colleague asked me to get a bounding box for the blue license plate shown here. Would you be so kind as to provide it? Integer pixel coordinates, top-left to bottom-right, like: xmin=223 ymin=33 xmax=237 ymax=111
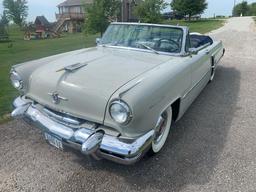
xmin=44 ymin=133 xmax=63 ymax=150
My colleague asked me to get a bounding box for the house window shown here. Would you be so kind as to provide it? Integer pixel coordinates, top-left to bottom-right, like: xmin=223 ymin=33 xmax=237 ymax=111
xmin=72 ymin=6 xmax=81 ymax=13
xmin=63 ymin=7 xmax=69 ymax=13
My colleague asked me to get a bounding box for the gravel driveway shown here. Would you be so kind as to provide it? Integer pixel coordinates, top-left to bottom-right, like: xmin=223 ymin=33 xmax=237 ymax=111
xmin=1 ymin=17 xmax=256 ymax=192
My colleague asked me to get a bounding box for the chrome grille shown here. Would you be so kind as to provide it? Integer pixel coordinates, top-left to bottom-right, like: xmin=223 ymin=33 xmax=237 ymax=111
xmin=43 ymin=108 xmax=96 ymax=129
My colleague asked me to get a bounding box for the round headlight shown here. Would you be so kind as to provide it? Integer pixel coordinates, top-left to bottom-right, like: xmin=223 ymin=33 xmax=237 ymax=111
xmin=10 ymin=71 xmax=23 ymax=90
xmin=109 ymin=100 xmax=132 ymax=124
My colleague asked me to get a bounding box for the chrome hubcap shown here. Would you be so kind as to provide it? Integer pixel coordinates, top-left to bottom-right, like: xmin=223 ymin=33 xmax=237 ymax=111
xmin=210 ymin=65 xmax=216 ymax=80
xmin=154 ymin=112 xmax=167 ymax=144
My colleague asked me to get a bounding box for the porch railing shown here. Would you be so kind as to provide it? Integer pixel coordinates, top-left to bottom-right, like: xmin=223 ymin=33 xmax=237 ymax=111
xmin=56 ymin=13 xmax=85 ymax=20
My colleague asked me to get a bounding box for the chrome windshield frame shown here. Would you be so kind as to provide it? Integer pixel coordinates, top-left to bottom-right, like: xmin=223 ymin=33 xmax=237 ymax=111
xmin=99 ymin=22 xmax=189 ymax=57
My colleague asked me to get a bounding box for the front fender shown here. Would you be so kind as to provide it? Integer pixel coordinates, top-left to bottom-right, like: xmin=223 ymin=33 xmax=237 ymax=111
xmin=104 ymin=57 xmax=192 ymax=138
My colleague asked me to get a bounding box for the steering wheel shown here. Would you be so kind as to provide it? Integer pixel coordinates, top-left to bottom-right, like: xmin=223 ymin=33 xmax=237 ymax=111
xmin=156 ymin=38 xmax=180 ymax=52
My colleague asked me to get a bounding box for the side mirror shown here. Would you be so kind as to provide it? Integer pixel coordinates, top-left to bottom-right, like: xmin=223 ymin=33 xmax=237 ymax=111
xmin=96 ymin=38 xmax=101 ymax=45
xmin=189 ymin=48 xmax=198 ymax=55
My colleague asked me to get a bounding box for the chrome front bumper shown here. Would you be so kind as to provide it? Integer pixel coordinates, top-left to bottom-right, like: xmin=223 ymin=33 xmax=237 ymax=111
xmin=12 ymin=97 xmax=154 ymax=165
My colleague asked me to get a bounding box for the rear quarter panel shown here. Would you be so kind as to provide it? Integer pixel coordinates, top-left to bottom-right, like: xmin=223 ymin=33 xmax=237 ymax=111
xmin=211 ymin=41 xmax=224 ymax=65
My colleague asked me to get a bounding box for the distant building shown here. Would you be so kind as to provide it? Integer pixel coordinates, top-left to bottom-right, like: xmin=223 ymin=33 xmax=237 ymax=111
xmin=121 ymin=0 xmax=141 ymax=22
xmin=34 ymin=16 xmax=53 ymax=38
xmin=162 ymin=12 xmax=184 ymax=20
xmin=55 ymin=0 xmax=92 ymax=33
xmin=55 ymin=0 xmax=141 ymax=33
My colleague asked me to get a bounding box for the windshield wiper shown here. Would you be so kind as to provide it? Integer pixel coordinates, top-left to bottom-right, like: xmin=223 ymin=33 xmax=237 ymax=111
xmin=101 ymin=43 xmax=111 ymax=47
xmin=136 ymin=42 xmax=159 ymax=55
xmin=101 ymin=41 xmax=119 ymax=47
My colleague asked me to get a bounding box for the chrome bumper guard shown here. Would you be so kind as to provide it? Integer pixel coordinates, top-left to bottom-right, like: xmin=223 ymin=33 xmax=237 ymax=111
xmin=12 ymin=97 xmax=154 ymax=165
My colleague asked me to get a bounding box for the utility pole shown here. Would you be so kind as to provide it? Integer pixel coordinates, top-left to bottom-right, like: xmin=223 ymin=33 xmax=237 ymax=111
xmin=233 ymin=0 xmax=236 ymax=16
xmin=121 ymin=0 xmax=124 ymax=22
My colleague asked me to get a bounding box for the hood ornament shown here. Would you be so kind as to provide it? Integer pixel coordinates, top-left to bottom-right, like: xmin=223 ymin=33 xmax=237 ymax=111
xmin=48 ymin=92 xmax=68 ymax=104
xmin=56 ymin=63 xmax=88 ymax=73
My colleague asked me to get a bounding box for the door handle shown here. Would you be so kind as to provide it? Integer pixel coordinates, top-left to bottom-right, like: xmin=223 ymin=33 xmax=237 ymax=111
xmin=205 ymin=50 xmax=210 ymax=55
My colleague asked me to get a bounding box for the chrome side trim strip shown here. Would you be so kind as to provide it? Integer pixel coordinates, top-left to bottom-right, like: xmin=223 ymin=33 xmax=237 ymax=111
xmin=118 ymin=79 xmax=143 ymax=98
xmin=182 ymin=71 xmax=210 ymax=99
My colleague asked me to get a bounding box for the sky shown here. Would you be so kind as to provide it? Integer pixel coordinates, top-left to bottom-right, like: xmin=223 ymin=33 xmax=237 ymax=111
xmin=0 ymin=0 xmax=256 ymax=22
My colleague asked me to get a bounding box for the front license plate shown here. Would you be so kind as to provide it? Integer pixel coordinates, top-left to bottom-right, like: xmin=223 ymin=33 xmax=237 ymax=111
xmin=44 ymin=133 xmax=63 ymax=150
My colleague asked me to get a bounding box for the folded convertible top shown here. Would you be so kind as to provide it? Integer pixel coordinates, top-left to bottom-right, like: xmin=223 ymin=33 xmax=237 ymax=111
xmin=190 ymin=34 xmax=213 ymax=48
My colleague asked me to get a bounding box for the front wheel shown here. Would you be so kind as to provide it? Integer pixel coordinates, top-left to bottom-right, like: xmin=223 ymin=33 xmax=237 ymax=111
xmin=148 ymin=106 xmax=172 ymax=155
xmin=209 ymin=57 xmax=216 ymax=82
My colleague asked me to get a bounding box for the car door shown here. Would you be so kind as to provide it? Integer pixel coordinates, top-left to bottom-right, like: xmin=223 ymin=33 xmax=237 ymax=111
xmin=178 ymin=33 xmax=211 ymax=117
xmin=188 ymin=34 xmax=212 ymax=89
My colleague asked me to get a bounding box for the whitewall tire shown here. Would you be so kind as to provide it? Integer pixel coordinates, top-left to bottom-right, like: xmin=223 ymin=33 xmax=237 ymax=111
xmin=149 ymin=106 xmax=172 ymax=154
xmin=209 ymin=57 xmax=216 ymax=82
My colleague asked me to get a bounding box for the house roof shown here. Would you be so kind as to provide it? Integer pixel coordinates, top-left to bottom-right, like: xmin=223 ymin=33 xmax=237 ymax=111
xmin=35 ymin=16 xmax=50 ymax=26
xmin=57 ymin=0 xmax=93 ymax=7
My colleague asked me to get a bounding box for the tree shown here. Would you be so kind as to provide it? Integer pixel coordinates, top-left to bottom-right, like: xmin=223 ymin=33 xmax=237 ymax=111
xmin=171 ymin=0 xmax=208 ymax=20
xmin=0 ymin=13 xmax=9 ymax=40
xmin=134 ymin=0 xmax=166 ymax=23
xmin=233 ymin=1 xmax=256 ymax=16
xmin=248 ymin=3 xmax=256 ymax=16
xmin=3 ymin=0 xmax=28 ymax=27
xmin=85 ymin=0 xmax=120 ymax=36
xmin=232 ymin=1 xmax=249 ymax=16
xmin=1 ymin=11 xmax=9 ymax=26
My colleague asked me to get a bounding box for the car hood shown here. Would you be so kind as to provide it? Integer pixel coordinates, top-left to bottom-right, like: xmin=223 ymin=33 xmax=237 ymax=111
xmin=27 ymin=47 xmax=171 ymax=123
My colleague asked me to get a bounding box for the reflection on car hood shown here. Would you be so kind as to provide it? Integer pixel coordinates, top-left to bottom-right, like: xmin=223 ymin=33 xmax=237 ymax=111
xmin=27 ymin=47 xmax=172 ymax=123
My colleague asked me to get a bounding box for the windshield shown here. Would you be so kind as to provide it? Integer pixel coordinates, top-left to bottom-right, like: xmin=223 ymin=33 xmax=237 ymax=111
xmin=101 ymin=24 xmax=184 ymax=54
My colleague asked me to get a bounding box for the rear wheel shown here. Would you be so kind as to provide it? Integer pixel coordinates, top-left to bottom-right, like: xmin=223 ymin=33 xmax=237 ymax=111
xmin=148 ymin=106 xmax=172 ymax=155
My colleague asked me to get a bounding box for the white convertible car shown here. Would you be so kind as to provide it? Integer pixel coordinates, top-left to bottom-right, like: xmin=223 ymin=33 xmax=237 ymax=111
xmin=11 ymin=23 xmax=225 ymax=164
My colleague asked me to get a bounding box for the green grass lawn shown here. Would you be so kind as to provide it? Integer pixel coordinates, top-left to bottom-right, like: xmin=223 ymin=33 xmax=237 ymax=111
xmin=0 ymin=25 xmax=98 ymax=123
xmin=162 ymin=19 xmax=225 ymax=34
xmin=0 ymin=20 xmax=225 ymax=123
